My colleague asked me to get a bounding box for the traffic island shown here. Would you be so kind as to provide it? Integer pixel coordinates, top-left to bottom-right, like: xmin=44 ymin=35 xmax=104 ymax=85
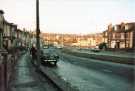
xmin=61 ymin=49 xmax=135 ymax=65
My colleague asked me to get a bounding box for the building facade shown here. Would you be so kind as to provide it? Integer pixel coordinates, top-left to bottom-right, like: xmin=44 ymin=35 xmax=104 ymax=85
xmin=3 ymin=21 xmax=17 ymax=50
xmin=0 ymin=10 xmax=33 ymax=50
xmin=103 ymin=22 xmax=135 ymax=50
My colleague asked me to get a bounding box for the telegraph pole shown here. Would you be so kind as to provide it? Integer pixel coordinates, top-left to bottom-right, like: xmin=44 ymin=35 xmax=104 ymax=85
xmin=36 ymin=0 xmax=40 ymax=68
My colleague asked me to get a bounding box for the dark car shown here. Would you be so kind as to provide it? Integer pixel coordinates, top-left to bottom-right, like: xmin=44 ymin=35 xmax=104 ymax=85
xmin=40 ymin=49 xmax=59 ymax=66
xmin=91 ymin=48 xmax=100 ymax=52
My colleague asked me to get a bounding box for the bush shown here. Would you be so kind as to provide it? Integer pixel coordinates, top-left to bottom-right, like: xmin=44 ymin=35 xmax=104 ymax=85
xmin=99 ymin=42 xmax=107 ymax=50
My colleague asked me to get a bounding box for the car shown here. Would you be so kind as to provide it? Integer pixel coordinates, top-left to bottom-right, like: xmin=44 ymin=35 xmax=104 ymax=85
xmin=40 ymin=49 xmax=59 ymax=66
xmin=43 ymin=45 xmax=49 ymax=49
xmin=91 ymin=48 xmax=100 ymax=52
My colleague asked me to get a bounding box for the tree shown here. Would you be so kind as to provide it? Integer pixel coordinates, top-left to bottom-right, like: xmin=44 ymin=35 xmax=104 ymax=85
xmin=99 ymin=42 xmax=107 ymax=50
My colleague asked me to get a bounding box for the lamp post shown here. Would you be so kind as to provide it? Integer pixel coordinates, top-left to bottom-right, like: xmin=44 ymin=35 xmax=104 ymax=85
xmin=36 ymin=0 xmax=40 ymax=68
xmin=0 ymin=10 xmax=8 ymax=91
xmin=0 ymin=10 xmax=4 ymax=49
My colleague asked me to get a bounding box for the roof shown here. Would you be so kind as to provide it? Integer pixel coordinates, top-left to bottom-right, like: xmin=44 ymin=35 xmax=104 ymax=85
xmin=107 ymin=22 xmax=135 ymax=33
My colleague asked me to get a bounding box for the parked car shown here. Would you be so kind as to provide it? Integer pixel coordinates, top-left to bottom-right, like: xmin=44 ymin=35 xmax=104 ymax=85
xmin=40 ymin=49 xmax=59 ymax=66
xmin=91 ymin=46 xmax=100 ymax=52
xmin=43 ymin=45 xmax=49 ymax=49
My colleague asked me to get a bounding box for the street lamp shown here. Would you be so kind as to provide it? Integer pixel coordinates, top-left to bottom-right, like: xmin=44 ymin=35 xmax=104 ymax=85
xmin=0 ymin=10 xmax=8 ymax=91
xmin=36 ymin=0 xmax=41 ymax=68
xmin=0 ymin=10 xmax=4 ymax=49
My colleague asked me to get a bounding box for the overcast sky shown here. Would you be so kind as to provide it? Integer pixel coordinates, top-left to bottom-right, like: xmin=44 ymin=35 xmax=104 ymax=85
xmin=0 ymin=0 xmax=134 ymax=34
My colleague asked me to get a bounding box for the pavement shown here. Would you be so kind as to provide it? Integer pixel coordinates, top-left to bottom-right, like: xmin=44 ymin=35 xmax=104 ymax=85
xmin=9 ymin=53 xmax=59 ymax=91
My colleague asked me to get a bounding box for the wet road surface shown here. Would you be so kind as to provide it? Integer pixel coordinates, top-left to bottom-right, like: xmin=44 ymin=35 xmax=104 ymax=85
xmin=49 ymin=49 xmax=134 ymax=91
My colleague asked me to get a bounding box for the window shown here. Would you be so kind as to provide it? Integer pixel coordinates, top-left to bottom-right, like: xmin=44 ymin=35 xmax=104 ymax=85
xmin=121 ymin=33 xmax=125 ymax=39
xmin=114 ymin=26 xmax=117 ymax=31
xmin=113 ymin=33 xmax=115 ymax=39
xmin=125 ymin=25 xmax=129 ymax=30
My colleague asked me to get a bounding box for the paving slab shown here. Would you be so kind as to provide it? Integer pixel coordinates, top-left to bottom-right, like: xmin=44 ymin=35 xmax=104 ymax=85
xmin=10 ymin=53 xmax=59 ymax=91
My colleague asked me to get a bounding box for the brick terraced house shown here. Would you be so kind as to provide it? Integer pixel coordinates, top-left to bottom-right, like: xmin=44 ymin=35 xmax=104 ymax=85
xmin=103 ymin=22 xmax=135 ymax=50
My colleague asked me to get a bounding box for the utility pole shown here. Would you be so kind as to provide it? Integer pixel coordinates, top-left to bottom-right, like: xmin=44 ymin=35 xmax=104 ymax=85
xmin=36 ymin=0 xmax=40 ymax=68
xmin=0 ymin=10 xmax=4 ymax=49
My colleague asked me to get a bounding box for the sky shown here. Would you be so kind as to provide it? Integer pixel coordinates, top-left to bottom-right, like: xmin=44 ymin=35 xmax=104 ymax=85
xmin=0 ymin=0 xmax=134 ymax=34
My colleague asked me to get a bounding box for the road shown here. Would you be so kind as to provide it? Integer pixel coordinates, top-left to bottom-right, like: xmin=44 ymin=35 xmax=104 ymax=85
xmin=43 ymin=48 xmax=135 ymax=91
